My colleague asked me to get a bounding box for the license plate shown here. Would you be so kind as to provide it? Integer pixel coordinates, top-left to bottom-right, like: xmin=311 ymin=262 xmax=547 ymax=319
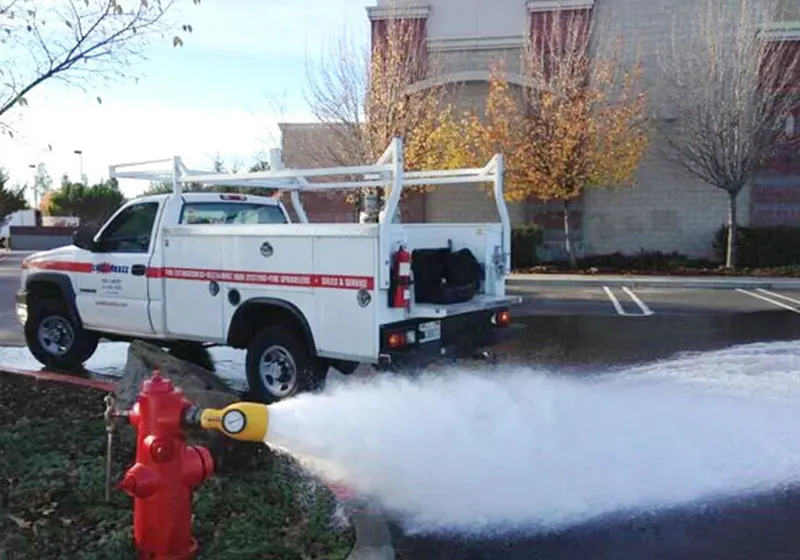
xmin=418 ymin=320 xmax=441 ymax=343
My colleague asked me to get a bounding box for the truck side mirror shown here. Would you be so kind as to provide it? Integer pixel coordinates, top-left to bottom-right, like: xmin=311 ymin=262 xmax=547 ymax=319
xmin=72 ymin=229 xmax=96 ymax=252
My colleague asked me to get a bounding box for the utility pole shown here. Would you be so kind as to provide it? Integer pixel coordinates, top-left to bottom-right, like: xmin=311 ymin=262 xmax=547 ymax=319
xmin=28 ymin=163 xmax=37 ymax=208
xmin=74 ymin=149 xmax=84 ymax=184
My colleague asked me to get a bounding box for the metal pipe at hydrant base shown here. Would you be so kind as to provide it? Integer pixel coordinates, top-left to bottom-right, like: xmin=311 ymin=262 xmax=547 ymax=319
xmin=184 ymin=402 xmax=271 ymax=443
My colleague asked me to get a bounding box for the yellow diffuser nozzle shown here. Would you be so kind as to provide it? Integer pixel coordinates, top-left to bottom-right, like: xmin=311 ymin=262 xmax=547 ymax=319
xmin=199 ymin=402 xmax=270 ymax=443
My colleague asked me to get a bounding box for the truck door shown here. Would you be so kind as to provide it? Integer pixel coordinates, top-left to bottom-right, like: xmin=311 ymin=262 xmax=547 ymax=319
xmin=75 ymin=200 xmax=161 ymax=334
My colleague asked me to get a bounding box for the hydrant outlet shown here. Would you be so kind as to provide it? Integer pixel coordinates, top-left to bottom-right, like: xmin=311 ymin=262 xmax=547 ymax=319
xmin=120 ymin=463 xmax=161 ymax=499
xmin=183 ymin=445 xmax=215 ymax=488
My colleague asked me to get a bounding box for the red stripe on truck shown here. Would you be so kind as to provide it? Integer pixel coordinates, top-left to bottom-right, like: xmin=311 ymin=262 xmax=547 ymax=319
xmin=22 ymin=260 xmax=374 ymax=291
xmin=21 ymin=260 xmax=93 ymax=273
xmin=160 ymin=267 xmax=374 ymax=290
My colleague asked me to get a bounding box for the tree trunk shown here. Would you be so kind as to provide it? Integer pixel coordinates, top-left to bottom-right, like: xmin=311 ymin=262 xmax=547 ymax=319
xmin=726 ymin=191 xmax=738 ymax=270
xmin=563 ymin=199 xmax=577 ymax=269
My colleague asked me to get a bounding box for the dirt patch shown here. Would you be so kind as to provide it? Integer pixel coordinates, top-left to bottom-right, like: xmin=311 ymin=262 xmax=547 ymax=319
xmin=0 ymin=371 xmax=355 ymax=559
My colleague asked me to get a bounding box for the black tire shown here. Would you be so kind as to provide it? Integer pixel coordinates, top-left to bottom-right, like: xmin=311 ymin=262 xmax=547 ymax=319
xmin=24 ymin=297 xmax=99 ymax=370
xmin=245 ymin=325 xmax=327 ymax=404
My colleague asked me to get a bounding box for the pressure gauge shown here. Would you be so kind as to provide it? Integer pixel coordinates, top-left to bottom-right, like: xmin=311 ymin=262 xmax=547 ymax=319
xmin=221 ymin=409 xmax=246 ymax=435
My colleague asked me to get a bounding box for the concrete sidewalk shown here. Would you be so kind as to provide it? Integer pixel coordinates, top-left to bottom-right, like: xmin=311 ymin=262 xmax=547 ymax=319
xmin=508 ymin=273 xmax=800 ymax=290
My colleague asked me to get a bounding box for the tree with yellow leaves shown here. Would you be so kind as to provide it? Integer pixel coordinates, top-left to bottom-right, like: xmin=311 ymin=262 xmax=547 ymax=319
xmin=304 ymin=3 xmax=467 ymax=210
xmin=471 ymin=10 xmax=650 ymax=267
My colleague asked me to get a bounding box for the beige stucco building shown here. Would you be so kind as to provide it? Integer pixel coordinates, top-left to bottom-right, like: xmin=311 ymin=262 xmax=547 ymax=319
xmin=280 ymin=0 xmax=800 ymax=260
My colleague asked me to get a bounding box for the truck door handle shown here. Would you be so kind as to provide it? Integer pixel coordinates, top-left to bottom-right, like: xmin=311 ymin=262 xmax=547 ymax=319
xmin=131 ymin=264 xmax=147 ymax=276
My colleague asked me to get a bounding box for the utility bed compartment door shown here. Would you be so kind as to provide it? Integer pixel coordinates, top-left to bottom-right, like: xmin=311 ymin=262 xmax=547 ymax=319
xmin=313 ymin=236 xmax=378 ymax=361
xmin=220 ymin=234 xmax=316 ymax=342
xmin=162 ymin=234 xmax=225 ymax=341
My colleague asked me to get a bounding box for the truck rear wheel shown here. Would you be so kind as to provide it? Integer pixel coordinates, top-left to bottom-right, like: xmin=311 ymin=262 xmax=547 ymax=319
xmin=245 ymin=325 xmax=327 ymax=404
xmin=24 ymin=298 xmax=99 ymax=370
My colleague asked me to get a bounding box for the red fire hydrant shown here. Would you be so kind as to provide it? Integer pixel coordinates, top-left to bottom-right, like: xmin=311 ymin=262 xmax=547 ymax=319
xmin=117 ymin=368 xmax=214 ymax=559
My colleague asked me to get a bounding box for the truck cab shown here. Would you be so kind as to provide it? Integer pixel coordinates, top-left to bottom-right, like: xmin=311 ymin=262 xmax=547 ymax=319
xmin=17 ymin=139 xmax=522 ymax=404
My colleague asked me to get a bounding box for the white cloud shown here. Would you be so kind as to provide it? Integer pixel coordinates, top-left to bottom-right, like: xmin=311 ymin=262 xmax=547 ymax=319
xmin=1 ymin=88 xmax=313 ymax=199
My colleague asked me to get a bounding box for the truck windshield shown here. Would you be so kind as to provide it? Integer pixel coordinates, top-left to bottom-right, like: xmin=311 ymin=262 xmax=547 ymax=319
xmin=179 ymin=202 xmax=287 ymax=225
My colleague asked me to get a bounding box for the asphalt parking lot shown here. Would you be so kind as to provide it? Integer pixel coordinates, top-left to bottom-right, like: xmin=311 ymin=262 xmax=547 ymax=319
xmin=0 ymin=250 xmax=27 ymax=346
xmin=511 ymin=283 xmax=800 ymax=317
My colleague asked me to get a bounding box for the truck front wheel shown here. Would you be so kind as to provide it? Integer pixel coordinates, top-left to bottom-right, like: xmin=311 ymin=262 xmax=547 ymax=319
xmin=24 ymin=298 xmax=99 ymax=370
xmin=245 ymin=325 xmax=327 ymax=404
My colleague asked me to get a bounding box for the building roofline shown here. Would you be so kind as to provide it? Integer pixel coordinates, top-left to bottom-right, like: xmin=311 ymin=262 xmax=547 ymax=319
xmin=759 ymin=21 xmax=800 ymax=41
xmin=526 ymin=0 xmax=595 ymax=13
xmin=366 ymin=4 xmax=430 ymax=21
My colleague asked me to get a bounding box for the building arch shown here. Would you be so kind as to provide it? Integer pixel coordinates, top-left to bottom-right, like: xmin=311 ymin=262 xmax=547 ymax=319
xmin=406 ymin=70 xmax=545 ymax=94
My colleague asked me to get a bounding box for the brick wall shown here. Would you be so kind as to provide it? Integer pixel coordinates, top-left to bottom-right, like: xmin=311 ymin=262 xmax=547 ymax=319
xmin=777 ymin=0 xmax=800 ymax=20
xmin=278 ymin=123 xmax=356 ymax=223
xmin=9 ymin=226 xmax=75 ymax=251
xmin=582 ymin=139 xmax=750 ymax=258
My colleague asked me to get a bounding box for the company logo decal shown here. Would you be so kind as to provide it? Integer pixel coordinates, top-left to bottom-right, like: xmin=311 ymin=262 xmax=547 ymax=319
xmin=93 ymin=262 xmax=130 ymax=275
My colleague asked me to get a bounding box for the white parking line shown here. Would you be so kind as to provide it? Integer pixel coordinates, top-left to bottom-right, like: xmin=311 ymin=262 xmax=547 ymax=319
xmin=622 ymin=286 xmax=655 ymax=316
xmin=736 ymin=289 xmax=800 ymax=314
xmin=756 ymin=288 xmax=800 ymax=307
xmin=603 ymin=286 xmax=627 ymax=316
xmin=603 ymin=286 xmax=654 ymax=317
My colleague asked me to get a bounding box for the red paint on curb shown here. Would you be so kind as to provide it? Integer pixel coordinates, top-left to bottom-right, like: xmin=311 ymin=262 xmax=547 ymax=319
xmin=0 ymin=366 xmax=115 ymax=391
xmin=326 ymin=482 xmax=355 ymax=501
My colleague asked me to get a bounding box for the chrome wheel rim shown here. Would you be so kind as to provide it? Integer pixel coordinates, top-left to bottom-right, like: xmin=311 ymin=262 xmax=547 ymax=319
xmin=259 ymin=345 xmax=297 ymax=398
xmin=37 ymin=315 xmax=75 ymax=356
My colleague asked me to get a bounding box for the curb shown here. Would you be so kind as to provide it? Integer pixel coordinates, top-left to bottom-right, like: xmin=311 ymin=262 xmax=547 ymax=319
xmin=0 ymin=365 xmax=116 ymax=391
xmin=0 ymin=366 xmax=395 ymax=559
xmin=508 ymin=274 xmax=800 ymax=290
xmin=343 ymin=499 xmax=396 ymax=560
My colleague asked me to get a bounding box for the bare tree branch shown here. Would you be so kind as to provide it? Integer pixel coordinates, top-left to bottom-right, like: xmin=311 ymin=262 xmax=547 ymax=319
xmin=301 ymin=1 xmax=467 ymax=208
xmin=654 ymin=0 xmax=800 ymax=267
xmin=0 ymin=0 xmax=200 ymax=121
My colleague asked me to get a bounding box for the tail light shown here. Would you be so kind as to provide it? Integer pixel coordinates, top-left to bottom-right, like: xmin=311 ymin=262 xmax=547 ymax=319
xmin=387 ymin=332 xmax=406 ymax=349
xmin=385 ymin=329 xmax=417 ymax=349
xmin=491 ymin=310 xmax=511 ymax=327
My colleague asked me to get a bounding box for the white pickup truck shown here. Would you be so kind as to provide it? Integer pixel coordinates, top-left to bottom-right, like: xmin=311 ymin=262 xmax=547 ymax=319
xmin=16 ymin=138 xmax=521 ymax=403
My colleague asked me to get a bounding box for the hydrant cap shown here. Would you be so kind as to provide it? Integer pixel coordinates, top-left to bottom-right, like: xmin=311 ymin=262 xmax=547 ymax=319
xmin=143 ymin=368 xmax=173 ymax=394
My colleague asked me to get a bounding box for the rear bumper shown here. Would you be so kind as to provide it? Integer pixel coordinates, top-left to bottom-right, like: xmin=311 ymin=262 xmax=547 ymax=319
xmin=377 ymin=305 xmax=518 ymax=370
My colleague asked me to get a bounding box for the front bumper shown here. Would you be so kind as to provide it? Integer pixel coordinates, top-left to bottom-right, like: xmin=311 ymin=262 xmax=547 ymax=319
xmin=377 ymin=306 xmax=519 ymax=370
xmin=15 ymin=290 xmax=27 ymax=326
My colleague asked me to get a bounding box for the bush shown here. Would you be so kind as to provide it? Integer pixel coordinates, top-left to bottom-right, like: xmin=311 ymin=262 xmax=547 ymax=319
xmin=577 ymin=250 xmax=708 ymax=271
xmin=511 ymin=224 xmax=543 ymax=270
xmin=714 ymin=225 xmax=800 ymax=268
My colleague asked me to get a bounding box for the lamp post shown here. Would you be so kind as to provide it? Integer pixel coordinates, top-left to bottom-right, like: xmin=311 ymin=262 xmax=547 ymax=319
xmin=74 ymin=149 xmax=84 ymax=184
xmin=28 ymin=163 xmax=37 ymax=207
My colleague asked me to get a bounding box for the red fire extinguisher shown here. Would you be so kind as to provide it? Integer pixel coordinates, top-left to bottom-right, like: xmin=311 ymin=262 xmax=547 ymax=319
xmin=391 ymin=244 xmax=412 ymax=309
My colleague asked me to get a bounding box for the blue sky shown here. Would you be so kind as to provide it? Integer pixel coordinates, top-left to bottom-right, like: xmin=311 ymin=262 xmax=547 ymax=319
xmin=0 ymin=0 xmax=370 ymax=199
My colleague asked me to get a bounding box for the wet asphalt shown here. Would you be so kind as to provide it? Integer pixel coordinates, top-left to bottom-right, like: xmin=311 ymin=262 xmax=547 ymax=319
xmin=5 ymin=250 xmax=800 ymax=559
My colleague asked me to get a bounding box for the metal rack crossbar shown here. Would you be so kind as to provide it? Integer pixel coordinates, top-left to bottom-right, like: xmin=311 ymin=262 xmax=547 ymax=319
xmin=108 ymin=137 xmax=511 ymax=282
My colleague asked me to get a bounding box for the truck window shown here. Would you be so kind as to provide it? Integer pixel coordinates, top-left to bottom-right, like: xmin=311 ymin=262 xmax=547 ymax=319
xmin=96 ymin=202 xmax=159 ymax=253
xmin=179 ymin=202 xmax=287 ymax=225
